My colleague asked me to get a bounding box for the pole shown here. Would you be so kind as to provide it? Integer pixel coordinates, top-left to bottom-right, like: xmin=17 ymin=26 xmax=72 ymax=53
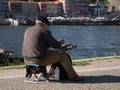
xmin=118 ymin=0 xmax=120 ymax=11
xmin=97 ymin=0 xmax=99 ymax=16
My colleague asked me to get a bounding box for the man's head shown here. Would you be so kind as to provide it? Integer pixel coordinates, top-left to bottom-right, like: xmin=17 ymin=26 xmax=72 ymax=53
xmin=36 ymin=16 xmax=50 ymax=30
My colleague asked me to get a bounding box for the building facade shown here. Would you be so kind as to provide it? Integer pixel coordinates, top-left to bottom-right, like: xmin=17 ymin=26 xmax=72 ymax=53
xmin=9 ymin=1 xmax=39 ymax=16
xmin=8 ymin=0 xmax=63 ymax=16
xmin=109 ymin=0 xmax=120 ymax=11
xmin=90 ymin=0 xmax=106 ymax=16
xmin=40 ymin=2 xmax=64 ymax=16
xmin=0 ymin=0 xmax=9 ymax=14
xmin=70 ymin=0 xmax=89 ymax=16
xmin=58 ymin=0 xmax=90 ymax=16
xmin=1 ymin=0 xmax=90 ymax=17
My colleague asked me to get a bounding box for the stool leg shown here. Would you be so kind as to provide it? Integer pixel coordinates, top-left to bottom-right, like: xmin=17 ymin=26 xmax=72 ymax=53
xmin=38 ymin=73 xmax=42 ymax=81
xmin=26 ymin=73 xmax=32 ymax=80
xmin=34 ymin=73 xmax=39 ymax=81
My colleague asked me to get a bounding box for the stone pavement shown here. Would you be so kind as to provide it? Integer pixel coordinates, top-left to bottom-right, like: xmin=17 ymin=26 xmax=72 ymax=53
xmin=0 ymin=58 xmax=120 ymax=90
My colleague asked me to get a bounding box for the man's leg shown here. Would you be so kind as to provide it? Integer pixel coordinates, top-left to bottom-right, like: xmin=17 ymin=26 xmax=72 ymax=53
xmin=57 ymin=53 xmax=84 ymax=80
xmin=58 ymin=53 xmax=77 ymax=79
xmin=41 ymin=52 xmax=78 ymax=79
xmin=24 ymin=52 xmax=83 ymax=80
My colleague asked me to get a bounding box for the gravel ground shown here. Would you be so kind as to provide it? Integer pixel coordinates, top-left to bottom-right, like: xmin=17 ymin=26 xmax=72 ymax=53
xmin=0 ymin=58 xmax=120 ymax=90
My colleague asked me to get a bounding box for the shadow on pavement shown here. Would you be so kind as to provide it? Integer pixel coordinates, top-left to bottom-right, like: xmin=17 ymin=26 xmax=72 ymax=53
xmin=82 ymin=75 xmax=120 ymax=83
xmin=51 ymin=75 xmax=120 ymax=84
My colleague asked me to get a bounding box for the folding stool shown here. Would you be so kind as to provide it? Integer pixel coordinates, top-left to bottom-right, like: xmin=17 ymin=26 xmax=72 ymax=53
xmin=24 ymin=64 xmax=49 ymax=83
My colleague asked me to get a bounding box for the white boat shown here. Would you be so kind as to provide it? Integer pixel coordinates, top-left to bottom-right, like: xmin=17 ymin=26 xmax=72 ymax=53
xmin=8 ymin=18 xmax=19 ymax=26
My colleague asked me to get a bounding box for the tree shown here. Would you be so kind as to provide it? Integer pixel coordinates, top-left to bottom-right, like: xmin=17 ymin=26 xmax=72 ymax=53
xmin=104 ymin=0 xmax=109 ymax=4
xmin=90 ymin=0 xmax=109 ymax=4
xmin=90 ymin=0 xmax=96 ymax=4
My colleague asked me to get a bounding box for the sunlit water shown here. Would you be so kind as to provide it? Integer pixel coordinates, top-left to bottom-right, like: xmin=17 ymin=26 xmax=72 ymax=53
xmin=0 ymin=25 xmax=120 ymax=59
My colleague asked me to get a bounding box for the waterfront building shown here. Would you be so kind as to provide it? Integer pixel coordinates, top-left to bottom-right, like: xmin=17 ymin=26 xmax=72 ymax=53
xmin=8 ymin=1 xmax=39 ymax=16
xmin=98 ymin=0 xmax=106 ymax=16
xmin=0 ymin=0 xmax=9 ymax=15
xmin=89 ymin=0 xmax=106 ymax=16
xmin=58 ymin=0 xmax=89 ymax=16
xmin=5 ymin=0 xmax=89 ymax=17
xmin=8 ymin=0 xmax=63 ymax=17
xmin=109 ymin=0 xmax=120 ymax=11
xmin=40 ymin=1 xmax=64 ymax=16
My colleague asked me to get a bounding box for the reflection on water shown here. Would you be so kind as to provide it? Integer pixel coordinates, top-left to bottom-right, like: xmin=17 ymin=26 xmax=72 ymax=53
xmin=0 ymin=25 xmax=120 ymax=59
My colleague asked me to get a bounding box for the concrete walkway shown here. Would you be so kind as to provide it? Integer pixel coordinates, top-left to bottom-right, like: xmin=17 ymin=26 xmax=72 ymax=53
xmin=0 ymin=58 xmax=120 ymax=90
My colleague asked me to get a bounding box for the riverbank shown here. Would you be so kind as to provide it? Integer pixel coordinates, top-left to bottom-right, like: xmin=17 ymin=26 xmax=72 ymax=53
xmin=0 ymin=57 xmax=120 ymax=90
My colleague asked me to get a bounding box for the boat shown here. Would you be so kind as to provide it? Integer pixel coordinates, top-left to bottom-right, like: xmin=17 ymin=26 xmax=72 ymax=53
xmin=0 ymin=16 xmax=120 ymax=26
xmin=51 ymin=19 xmax=120 ymax=26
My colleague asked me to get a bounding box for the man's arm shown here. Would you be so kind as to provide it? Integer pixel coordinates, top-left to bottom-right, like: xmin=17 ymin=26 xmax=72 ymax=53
xmin=42 ymin=30 xmax=61 ymax=49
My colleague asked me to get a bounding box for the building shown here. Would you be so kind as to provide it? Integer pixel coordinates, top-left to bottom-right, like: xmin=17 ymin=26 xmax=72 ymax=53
xmin=40 ymin=1 xmax=64 ymax=16
xmin=58 ymin=0 xmax=90 ymax=16
xmin=89 ymin=0 xmax=106 ymax=16
xmin=0 ymin=0 xmax=9 ymax=14
xmin=70 ymin=0 xmax=89 ymax=16
xmin=8 ymin=1 xmax=39 ymax=16
xmin=109 ymin=0 xmax=120 ymax=11
xmin=1 ymin=0 xmax=90 ymax=17
xmin=8 ymin=0 xmax=63 ymax=17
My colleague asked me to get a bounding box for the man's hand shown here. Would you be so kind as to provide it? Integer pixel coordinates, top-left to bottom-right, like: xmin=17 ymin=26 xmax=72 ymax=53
xmin=60 ymin=38 xmax=65 ymax=46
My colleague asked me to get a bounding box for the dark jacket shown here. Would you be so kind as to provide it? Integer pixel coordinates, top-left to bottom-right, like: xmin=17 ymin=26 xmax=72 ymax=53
xmin=22 ymin=24 xmax=61 ymax=58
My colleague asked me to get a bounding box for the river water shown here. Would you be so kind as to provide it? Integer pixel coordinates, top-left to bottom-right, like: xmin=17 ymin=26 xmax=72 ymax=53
xmin=0 ymin=25 xmax=120 ymax=59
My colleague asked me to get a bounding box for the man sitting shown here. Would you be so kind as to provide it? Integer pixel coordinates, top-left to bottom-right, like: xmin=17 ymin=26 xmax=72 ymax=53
xmin=22 ymin=16 xmax=84 ymax=81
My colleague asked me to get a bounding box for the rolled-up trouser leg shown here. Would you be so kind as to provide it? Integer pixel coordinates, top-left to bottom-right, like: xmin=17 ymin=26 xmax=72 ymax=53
xmin=24 ymin=51 xmax=77 ymax=79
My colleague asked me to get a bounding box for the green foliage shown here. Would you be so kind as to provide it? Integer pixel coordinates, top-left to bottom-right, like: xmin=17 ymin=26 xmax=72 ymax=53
xmin=72 ymin=60 xmax=90 ymax=66
xmin=104 ymin=0 xmax=109 ymax=4
xmin=90 ymin=0 xmax=96 ymax=3
xmin=1 ymin=59 xmax=9 ymax=66
xmin=0 ymin=58 xmax=24 ymax=67
xmin=0 ymin=57 xmax=9 ymax=67
xmin=90 ymin=0 xmax=109 ymax=4
xmin=0 ymin=65 xmax=25 ymax=70
xmin=9 ymin=59 xmax=23 ymax=65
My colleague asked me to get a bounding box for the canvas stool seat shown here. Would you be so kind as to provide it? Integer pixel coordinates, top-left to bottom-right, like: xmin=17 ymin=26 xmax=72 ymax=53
xmin=24 ymin=63 xmax=49 ymax=83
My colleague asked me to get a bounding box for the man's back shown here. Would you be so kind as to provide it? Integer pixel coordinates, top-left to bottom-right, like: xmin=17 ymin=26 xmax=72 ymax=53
xmin=22 ymin=24 xmax=61 ymax=58
xmin=22 ymin=24 xmax=47 ymax=58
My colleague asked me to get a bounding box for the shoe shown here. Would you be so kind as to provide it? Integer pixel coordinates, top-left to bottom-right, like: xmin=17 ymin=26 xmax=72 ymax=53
xmin=70 ymin=75 xmax=85 ymax=81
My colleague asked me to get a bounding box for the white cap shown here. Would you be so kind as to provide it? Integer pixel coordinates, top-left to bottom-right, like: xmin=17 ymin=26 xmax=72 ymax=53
xmin=36 ymin=20 xmax=42 ymax=24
